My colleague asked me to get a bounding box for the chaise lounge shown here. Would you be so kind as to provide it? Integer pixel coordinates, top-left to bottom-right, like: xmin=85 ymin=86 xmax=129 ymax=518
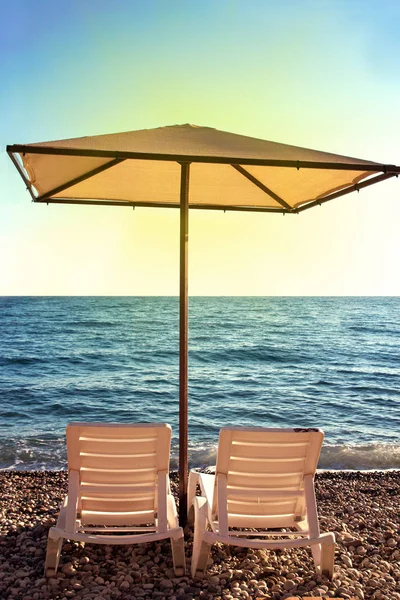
xmin=188 ymin=426 xmax=335 ymax=578
xmin=45 ymin=422 xmax=185 ymax=576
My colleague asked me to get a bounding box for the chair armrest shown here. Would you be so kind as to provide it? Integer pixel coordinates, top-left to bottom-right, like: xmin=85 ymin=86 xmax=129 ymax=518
xmin=187 ymin=469 xmax=200 ymax=516
xmin=188 ymin=470 xmax=215 ymax=512
xmin=188 ymin=470 xmax=216 ymax=525
xmin=198 ymin=473 xmax=215 ymax=507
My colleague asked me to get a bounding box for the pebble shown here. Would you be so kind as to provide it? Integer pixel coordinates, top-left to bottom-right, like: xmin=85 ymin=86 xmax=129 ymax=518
xmin=283 ymin=579 xmax=296 ymax=590
xmin=61 ymin=563 xmax=77 ymax=576
xmin=1 ymin=470 xmax=400 ymax=599
xmin=341 ymin=554 xmax=353 ymax=568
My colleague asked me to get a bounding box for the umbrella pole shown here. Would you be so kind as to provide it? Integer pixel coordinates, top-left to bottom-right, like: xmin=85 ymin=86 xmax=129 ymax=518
xmin=179 ymin=162 xmax=190 ymax=527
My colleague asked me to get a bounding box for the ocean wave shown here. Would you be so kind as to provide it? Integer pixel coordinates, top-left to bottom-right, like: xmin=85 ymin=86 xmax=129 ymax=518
xmin=191 ymin=347 xmax=303 ymax=365
xmin=187 ymin=442 xmax=400 ymax=471
xmin=0 ymin=437 xmax=66 ymax=470
xmin=319 ymin=443 xmax=400 ymax=470
xmin=347 ymin=325 xmax=387 ymax=334
xmin=68 ymin=320 xmax=117 ymax=328
xmin=1 ymin=438 xmax=400 ymax=471
xmin=0 ymin=356 xmax=44 ymax=366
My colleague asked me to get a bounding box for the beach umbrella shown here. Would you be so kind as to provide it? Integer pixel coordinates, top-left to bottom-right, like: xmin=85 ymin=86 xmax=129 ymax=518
xmin=7 ymin=124 xmax=400 ymax=524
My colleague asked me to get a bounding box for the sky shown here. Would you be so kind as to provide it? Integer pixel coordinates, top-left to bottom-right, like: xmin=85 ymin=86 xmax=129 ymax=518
xmin=1 ymin=0 xmax=399 ymax=296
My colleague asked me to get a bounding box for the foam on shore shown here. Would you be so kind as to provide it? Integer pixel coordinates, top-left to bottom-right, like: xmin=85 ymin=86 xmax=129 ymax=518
xmin=2 ymin=438 xmax=400 ymax=471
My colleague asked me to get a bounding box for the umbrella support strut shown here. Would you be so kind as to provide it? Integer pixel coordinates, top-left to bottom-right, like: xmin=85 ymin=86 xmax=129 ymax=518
xmin=179 ymin=162 xmax=190 ymax=527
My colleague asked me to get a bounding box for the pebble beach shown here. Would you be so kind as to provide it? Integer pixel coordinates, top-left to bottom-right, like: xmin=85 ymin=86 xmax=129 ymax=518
xmin=0 ymin=471 xmax=399 ymax=600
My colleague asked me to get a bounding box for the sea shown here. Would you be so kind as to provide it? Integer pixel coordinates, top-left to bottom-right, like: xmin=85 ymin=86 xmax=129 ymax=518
xmin=0 ymin=296 xmax=399 ymax=471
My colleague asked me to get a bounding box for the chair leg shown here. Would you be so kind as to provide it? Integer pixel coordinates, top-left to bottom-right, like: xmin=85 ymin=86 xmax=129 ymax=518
xmin=45 ymin=500 xmax=67 ymax=577
xmin=165 ymin=493 xmax=186 ymax=575
xmin=171 ymin=535 xmax=186 ymax=576
xmin=310 ymin=542 xmax=322 ymax=572
xmin=191 ymin=497 xmax=212 ymax=578
xmin=45 ymin=534 xmax=63 ymax=577
xmin=187 ymin=470 xmax=200 ymax=523
xmin=320 ymin=540 xmax=335 ymax=578
xmin=311 ymin=539 xmax=335 ymax=579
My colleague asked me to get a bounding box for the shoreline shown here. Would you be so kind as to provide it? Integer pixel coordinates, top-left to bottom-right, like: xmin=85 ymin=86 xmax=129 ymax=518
xmin=2 ymin=467 xmax=400 ymax=474
xmin=0 ymin=470 xmax=399 ymax=599
xmin=2 ymin=438 xmax=400 ymax=473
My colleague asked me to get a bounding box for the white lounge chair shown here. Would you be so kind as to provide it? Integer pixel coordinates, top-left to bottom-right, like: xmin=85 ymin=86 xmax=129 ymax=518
xmin=45 ymin=422 xmax=185 ymax=576
xmin=188 ymin=427 xmax=335 ymax=578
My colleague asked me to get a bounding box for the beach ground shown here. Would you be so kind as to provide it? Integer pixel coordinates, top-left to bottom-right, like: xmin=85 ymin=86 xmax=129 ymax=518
xmin=0 ymin=471 xmax=399 ymax=600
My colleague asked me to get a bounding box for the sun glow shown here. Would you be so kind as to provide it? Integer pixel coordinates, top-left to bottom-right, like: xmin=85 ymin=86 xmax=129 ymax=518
xmin=1 ymin=0 xmax=400 ymax=295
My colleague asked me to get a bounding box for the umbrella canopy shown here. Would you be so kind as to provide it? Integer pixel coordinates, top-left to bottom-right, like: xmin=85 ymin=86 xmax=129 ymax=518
xmin=7 ymin=124 xmax=400 ymax=524
xmin=7 ymin=123 xmax=399 ymax=212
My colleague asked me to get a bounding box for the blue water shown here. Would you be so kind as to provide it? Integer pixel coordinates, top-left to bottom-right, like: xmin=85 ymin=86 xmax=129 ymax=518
xmin=0 ymin=296 xmax=399 ymax=470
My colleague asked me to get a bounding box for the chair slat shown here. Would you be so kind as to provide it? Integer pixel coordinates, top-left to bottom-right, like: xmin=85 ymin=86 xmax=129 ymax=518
xmin=80 ymin=483 xmax=156 ymax=495
xmin=81 ymin=509 xmax=155 ymax=526
xmin=81 ymin=453 xmax=157 ymax=470
xmin=81 ymin=498 xmax=155 ymax=513
xmin=228 ymin=457 xmax=305 ymax=474
xmin=80 ymin=467 xmax=157 ymax=485
xmin=230 ymin=444 xmax=308 ymax=459
xmin=227 ymin=472 xmax=303 ymax=490
xmin=79 ymin=439 xmax=158 ymax=455
xmin=228 ymin=498 xmax=298 ymax=516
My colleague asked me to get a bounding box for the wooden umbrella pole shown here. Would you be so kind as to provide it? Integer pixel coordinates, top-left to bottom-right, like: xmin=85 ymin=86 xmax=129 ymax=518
xmin=179 ymin=162 xmax=190 ymax=526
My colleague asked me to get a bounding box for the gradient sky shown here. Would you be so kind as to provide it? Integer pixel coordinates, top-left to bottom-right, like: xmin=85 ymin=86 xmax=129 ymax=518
xmin=1 ymin=0 xmax=399 ymax=295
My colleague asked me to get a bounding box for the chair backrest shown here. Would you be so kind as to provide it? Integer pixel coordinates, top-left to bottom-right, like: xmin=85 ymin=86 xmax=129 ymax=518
xmin=214 ymin=427 xmax=324 ymax=528
xmin=66 ymin=422 xmax=171 ymax=526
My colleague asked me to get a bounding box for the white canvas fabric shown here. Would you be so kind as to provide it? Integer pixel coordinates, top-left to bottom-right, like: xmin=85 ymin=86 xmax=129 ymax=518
xmin=13 ymin=124 xmax=387 ymax=211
